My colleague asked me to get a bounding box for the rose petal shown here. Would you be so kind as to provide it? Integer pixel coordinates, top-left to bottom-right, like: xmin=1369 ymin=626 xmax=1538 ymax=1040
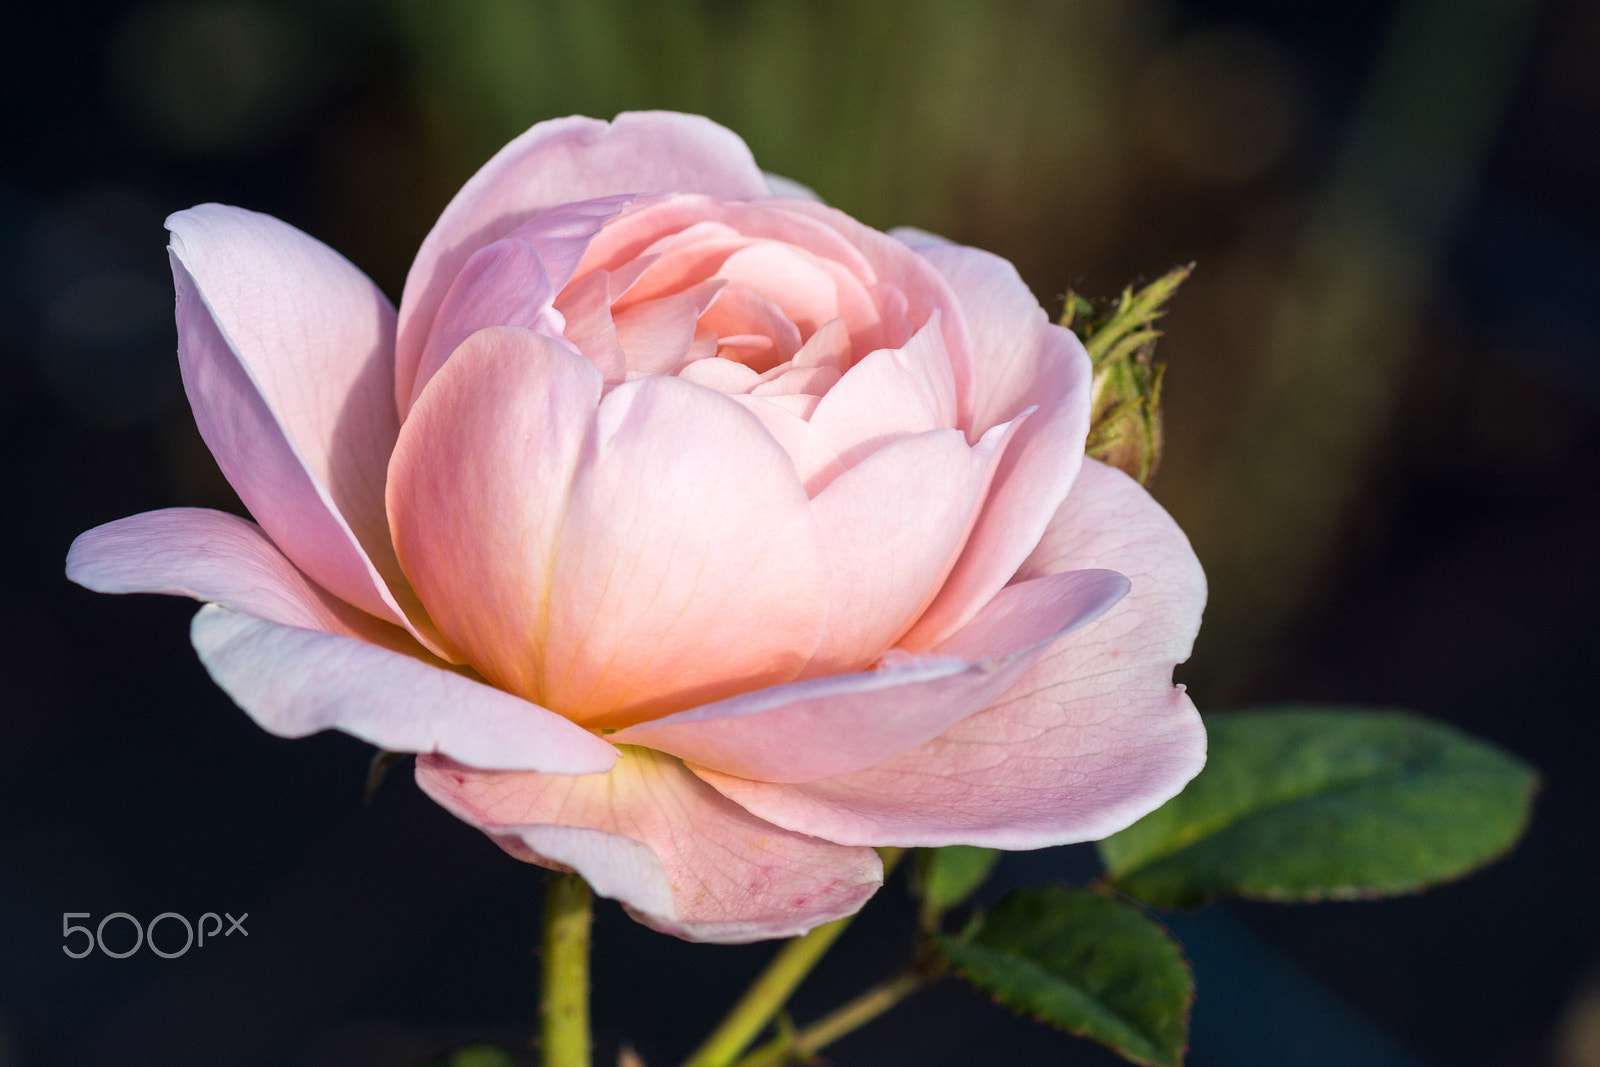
xmin=165 ymin=206 xmax=446 ymax=653
xmin=888 ymin=225 xmax=950 ymax=252
xmin=398 ymin=114 xmax=768 ymax=406
xmin=764 ymin=172 xmax=822 ymax=200
xmin=770 ymin=199 xmax=978 ymax=429
xmin=405 ymin=194 xmax=634 ymax=410
xmin=750 ymin=364 xmax=839 ymax=398
xmin=577 ymin=197 xmax=877 ymax=297
xmin=713 ymin=243 xmax=864 ymax=341
xmin=415 ymin=749 xmax=881 ymax=943
xmin=726 ymin=395 xmax=843 ymax=491
xmin=613 ymin=279 xmax=725 ymax=375
xmin=914 ymin=242 xmax=1087 ymax=436
xmin=678 ymin=356 xmax=763 ymax=393
xmin=896 ymin=318 xmax=1091 ymax=650
xmin=67 ymin=507 xmax=384 ymax=637
xmin=697 ymin=459 xmax=1205 ymax=847
xmin=806 ymin=316 xmax=959 ymax=478
xmin=616 ymin=569 xmax=1127 ymax=783
xmin=698 ymin=287 xmax=803 ymax=370
xmin=803 ymin=426 xmax=1000 ymax=675
xmin=791 ymin=316 xmax=852 ymax=372
xmin=542 ymin=376 xmax=830 ymax=727
xmin=552 ymin=269 xmax=628 ymax=382
xmin=193 ymin=606 xmax=617 ymax=774
xmin=388 ymin=327 xmax=602 ymax=705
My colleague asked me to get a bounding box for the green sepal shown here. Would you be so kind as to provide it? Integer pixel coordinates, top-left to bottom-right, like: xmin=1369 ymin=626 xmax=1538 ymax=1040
xmin=1061 ymin=264 xmax=1190 ymax=486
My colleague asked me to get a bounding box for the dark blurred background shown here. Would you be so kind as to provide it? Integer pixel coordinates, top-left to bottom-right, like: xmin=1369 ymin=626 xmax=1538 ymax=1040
xmin=2 ymin=0 xmax=1597 ymax=1064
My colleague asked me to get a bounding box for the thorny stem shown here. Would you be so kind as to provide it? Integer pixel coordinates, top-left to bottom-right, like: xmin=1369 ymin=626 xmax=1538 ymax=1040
xmin=543 ymin=872 xmax=594 ymax=1067
xmin=681 ymin=849 xmax=904 ymax=1067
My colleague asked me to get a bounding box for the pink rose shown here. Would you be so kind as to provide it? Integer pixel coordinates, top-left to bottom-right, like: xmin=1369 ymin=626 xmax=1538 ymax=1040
xmin=67 ymin=112 xmax=1206 ymax=942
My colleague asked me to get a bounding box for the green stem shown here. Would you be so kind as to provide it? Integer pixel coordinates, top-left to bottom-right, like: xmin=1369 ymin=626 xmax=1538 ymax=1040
xmin=542 ymin=872 xmax=593 ymax=1067
xmin=681 ymin=914 xmax=853 ymax=1067
xmin=682 ymin=849 xmax=903 ymax=1067
xmin=734 ymin=969 xmax=933 ymax=1067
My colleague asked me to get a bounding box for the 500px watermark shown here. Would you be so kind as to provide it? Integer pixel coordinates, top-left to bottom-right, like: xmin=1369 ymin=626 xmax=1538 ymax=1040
xmin=62 ymin=911 xmax=248 ymax=959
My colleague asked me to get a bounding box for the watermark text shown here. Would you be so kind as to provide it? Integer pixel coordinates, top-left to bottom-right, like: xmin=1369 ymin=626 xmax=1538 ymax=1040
xmin=62 ymin=911 xmax=248 ymax=959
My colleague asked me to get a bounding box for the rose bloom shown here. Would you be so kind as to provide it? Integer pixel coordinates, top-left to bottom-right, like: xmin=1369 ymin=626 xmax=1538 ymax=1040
xmin=68 ymin=113 xmax=1205 ymax=942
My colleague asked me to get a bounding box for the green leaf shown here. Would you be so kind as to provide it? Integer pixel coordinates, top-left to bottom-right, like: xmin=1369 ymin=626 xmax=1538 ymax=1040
xmin=936 ymin=887 xmax=1191 ymax=1067
xmin=1099 ymin=707 xmax=1538 ymax=907
xmin=913 ymin=846 xmax=1000 ymax=925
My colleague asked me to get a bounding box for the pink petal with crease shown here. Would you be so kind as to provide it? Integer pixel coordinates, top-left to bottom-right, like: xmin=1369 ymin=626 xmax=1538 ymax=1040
xmin=612 ymin=228 xmax=752 ymax=308
xmin=803 ymin=426 xmax=1002 ymax=675
xmin=915 ymin=241 xmax=1087 ymax=436
xmin=194 ymin=606 xmax=617 ymax=773
xmin=696 ymin=459 xmax=1206 ymax=847
xmin=397 ymin=114 xmax=768 ymax=408
xmin=807 ymin=317 xmax=959 ymax=476
xmin=166 ymin=207 xmax=446 ymax=655
xmin=751 ymin=365 xmax=839 ymax=397
xmin=727 ymin=396 xmax=842 ymax=490
xmin=615 ymin=569 xmax=1128 ymax=782
xmin=541 ymin=377 xmax=830 ymax=727
xmin=552 ymin=269 xmax=627 ymax=382
xmin=408 ymin=198 xmax=635 ymax=404
xmin=756 ymin=393 xmax=821 ymax=420
xmin=792 ymin=317 xmax=852 ymax=371
xmin=896 ymin=312 xmax=1091 ymax=651
xmin=388 ymin=327 xmax=602 ymax=704
xmin=415 ymin=749 xmax=881 ymax=943
xmin=410 ymin=237 xmax=563 ymax=406
xmin=613 ymin=279 xmax=725 ymax=375
xmin=679 ymin=356 xmax=763 ymax=393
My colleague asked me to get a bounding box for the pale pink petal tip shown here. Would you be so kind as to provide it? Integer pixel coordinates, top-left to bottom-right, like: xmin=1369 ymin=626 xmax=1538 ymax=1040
xmin=192 ymin=605 xmax=618 ymax=775
xmin=415 ymin=750 xmax=882 ymax=943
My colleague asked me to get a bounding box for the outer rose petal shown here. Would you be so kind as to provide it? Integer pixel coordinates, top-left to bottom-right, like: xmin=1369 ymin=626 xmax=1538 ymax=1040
xmin=166 ymin=206 xmax=445 ymax=654
xmin=66 ymin=507 xmax=615 ymax=773
xmin=896 ymin=252 xmax=1094 ymax=650
xmin=763 ymin=172 xmax=822 ymax=200
xmin=388 ymin=328 xmax=603 ymax=705
xmin=194 ymin=607 xmax=618 ymax=774
xmin=697 ymin=460 xmax=1206 ymax=847
xmin=397 ymin=113 xmax=769 ymax=409
xmin=415 ymin=749 xmax=882 ymax=943
xmin=611 ymin=569 xmax=1129 ymax=783
xmin=67 ymin=508 xmax=383 ymax=639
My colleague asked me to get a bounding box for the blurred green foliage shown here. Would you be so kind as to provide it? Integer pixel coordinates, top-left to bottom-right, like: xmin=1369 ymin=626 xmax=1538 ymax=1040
xmin=385 ymin=0 xmax=1135 ymax=236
